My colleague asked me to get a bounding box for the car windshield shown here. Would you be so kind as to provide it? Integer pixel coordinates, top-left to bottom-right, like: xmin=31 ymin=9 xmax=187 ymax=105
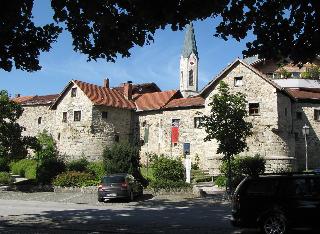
xmin=102 ymin=175 xmax=125 ymax=184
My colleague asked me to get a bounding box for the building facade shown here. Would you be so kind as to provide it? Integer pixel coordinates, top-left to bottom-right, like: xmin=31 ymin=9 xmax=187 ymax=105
xmin=14 ymin=24 xmax=320 ymax=174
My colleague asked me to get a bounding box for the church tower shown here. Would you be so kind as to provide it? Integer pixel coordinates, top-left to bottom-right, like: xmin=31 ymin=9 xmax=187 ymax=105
xmin=180 ymin=23 xmax=199 ymax=98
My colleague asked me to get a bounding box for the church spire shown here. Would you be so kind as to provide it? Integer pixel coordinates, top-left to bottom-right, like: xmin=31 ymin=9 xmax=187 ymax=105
xmin=182 ymin=23 xmax=198 ymax=59
xmin=179 ymin=22 xmax=199 ymax=98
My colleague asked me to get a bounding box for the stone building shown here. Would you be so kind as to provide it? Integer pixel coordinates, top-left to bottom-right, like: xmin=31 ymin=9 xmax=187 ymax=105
xmin=14 ymin=24 xmax=320 ymax=174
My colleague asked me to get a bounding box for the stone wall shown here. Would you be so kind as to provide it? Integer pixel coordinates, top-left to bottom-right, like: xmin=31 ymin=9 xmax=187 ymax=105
xmin=17 ymin=105 xmax=54 ymax=137
xmin=292 ymin=102 xmax=320 ymax=170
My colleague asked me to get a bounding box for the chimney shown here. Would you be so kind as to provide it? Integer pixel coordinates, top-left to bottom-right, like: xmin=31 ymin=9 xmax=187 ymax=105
xmin=123 ymin=81 xmax=133 ymax=100
xmin=15 ymin=94 xmax=21 ymax=98
xmin=103 ymin=78 xmax=109 ymax=88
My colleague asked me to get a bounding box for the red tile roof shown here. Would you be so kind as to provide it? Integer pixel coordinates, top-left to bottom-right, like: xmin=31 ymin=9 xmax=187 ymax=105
xmin=14 ymin=94 xmax=59 ymax=105
xmin=134 ymin=90 xmax=179 ymax=111
xmin=286 ymin=88 xmax=320 ymax=101
xmin=163 ymin=96 xmax=205 ymax=109
xmin=74 ymin=80 xmax=136 ymax=109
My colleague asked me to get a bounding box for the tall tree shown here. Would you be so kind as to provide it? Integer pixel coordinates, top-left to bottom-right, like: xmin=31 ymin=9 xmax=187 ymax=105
xmin=0 ymin=90 xmax=38 ymax=160
xmin=1 ymin=0 xmax=319 ymax=72
xmin=202 ymin=81 xmax=253 ymax=193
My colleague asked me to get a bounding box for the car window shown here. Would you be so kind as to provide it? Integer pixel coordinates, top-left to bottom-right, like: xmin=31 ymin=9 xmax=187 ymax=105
xmin=286 ymin=178 xmax=310 ymax=196
xmin=102 ymin=176 xmax=125 ymax=184
xmin=310 ymin=178 xmax=320 ymax=196
xmin=245 ymin=179 xmax=278 ymax=196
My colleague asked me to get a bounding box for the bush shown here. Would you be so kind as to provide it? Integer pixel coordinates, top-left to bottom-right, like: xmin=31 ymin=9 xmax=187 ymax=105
xmin=214 ymin=175 xmax=227 ymax=187
xmin=36 ymin=158 xmax=66 ymax=185
xmin=66 ymin=157 xmax=89 ymax=172
xmin=149 ymin=179 xmax=191 ymax=191
xmin=87 ymin=161 xmax=105 ymax=180
xmin=53 ymin=171 xmax=96 ymax=187
xmin=217 ymin=154 xmax=266 ymax=188
xmin=103 ymin=142 xmax=147 ymax=186
xmin=0 ymin=172 xmax=13 ymax=185
xmin=35 ymin=131 xmax=58 ymax=161
xmin=0 ymin=157 xmax=9 ymax=172
xmin=152 ymin=156 xmax=184 ymax=182
xmin=10 ymin=159 xmax=37 ymax=179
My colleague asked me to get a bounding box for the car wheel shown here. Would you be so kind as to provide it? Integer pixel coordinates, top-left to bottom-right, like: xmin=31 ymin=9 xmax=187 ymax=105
xmin=261 ymin=212 xmax=287 ymax=234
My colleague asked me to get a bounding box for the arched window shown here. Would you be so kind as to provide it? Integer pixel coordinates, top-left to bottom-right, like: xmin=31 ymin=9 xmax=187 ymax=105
xmin=189 ymin=70 xmax=194 ymax=86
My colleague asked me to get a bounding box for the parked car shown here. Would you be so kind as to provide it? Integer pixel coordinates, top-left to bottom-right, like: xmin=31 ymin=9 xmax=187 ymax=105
xmin=98 ymin=173 xmax=143 ymax=202
xmin=231 ymin=172 xmax=320 ymax=234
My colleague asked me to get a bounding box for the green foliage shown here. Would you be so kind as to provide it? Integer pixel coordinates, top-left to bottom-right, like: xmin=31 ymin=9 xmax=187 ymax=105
xmin=53 ymin=171 xmax=96 ymax=187
xmin=35 ymin=131 xmax=58 ymax=161
xmin=278 ymin=68 xmax=292 ymax=78
xmin=191 ymin=169 xmax=212 ymax=183
xmin=0 ymin=157 xmax=9 ymax=172
xmin=87 ymin=161 xmax=106 ymax=180
xmin=214 ymin=175 xmax=227 ymax=187
xmin=10 ymin=159 xmax=37 ymax=179
xmin=301 ymin=65 xmax=320 ymax=79
xmin=216 ymin=154 xmax=266 ymax=188
xmin=103 ymin=142 xmax=140 ymax=175
xmin=151 ymin=156 xmax=184 ymax=182
xmin=0 ymin=172 xmax=13 ymax=185
xmin=66 ymin=157 xmax=89 ymax=172
xmin=149 ymin=180 xmax=191 ymax=191
xmin=36 ymin=158 xmax=66 ymax=185
xmin=202 ymin=81 xmax=253 ymax=159
xmin=191 ymin=154 xmax=200 ymax=170
xmin=0 ymin=90 xmax=39 ymax=161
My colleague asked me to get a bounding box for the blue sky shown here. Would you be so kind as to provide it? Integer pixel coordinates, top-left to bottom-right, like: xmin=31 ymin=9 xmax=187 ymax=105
xmin=0 ymin=0 xmax=253 ymax=97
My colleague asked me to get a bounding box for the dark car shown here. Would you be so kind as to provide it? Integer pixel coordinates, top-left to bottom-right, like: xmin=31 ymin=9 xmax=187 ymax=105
xmin=98 ymin=173 xmax=143 ymax=202
xmin=231 ymin=172 xmax=320 ymax=234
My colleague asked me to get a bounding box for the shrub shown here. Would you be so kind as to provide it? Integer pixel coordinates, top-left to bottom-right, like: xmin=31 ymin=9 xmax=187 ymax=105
xmin=66 ymin=157 xmax=89 ymax=172
xmin=0 ymin=157 xmax=9 ymax=172
xmin=0 ymin=172 xmax=13 ymax=185
xmin=10 ymin=159 xmax=37 ymax=179
xmin=216 ymin=154 xmax=266 ymax=188
xmin=37 ymin=158 xmax=66 ymax=185
xmin=35 ymin=131 xmax=58 ymax=161
xmin=149 ymin=179 xmax=191 ymax=191
xmin=87 ymin=161 xmax=105 ymax=180
xmin=152 ymin=156 xmax=184 ymax=182
xmin=214 ymin=175 xmax=227 ymax=187
xmin=53 ymin=171 xmax=96 ymax=187
xmin=103 ymin=142 xmax=147 ymax=186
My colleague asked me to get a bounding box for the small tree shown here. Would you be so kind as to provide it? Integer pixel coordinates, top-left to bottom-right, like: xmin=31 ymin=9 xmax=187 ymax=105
xmin=202 ymin=81 xmax=253 ymax=193
xmin=301 ymin=65 xmax=320 ymax=79
xmin=103 ymin=142 xmax=147 ymax=186
xmin=0 ymin=90 xmax=38 ymax=162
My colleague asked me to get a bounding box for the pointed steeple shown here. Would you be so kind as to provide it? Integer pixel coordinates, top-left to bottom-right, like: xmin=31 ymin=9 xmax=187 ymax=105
xmin=182 ymin=23 xmax=198 ymax=59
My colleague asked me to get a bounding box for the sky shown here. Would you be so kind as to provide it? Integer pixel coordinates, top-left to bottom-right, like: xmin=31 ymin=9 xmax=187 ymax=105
xmin=0 ymin=0 xmax=254 ymax=97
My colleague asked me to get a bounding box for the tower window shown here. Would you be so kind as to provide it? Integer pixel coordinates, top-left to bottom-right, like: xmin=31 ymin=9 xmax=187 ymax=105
xmin=314 ymin=109 xmax=320 ymax=121
xmin=38 ymin=117 xmax=42 ymax=125
xmin=189 ymin=70 xmax=194 ymax=86
xmin=71 ymin=88 xmax=77 ymax=97
xmin=234 ymin=76 xmax=243 ymax=87
xmin=296 ymin=112 xmax=302 ymax=120
xmin=74 ymin=111 xmax=81 ymax=121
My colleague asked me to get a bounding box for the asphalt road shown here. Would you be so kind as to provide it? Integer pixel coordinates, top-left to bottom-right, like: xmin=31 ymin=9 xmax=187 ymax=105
xmin=0 ymin=191 xmax=239 ymax=233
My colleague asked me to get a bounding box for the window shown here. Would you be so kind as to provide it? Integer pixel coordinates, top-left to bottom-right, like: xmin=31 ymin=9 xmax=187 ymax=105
xmin=71 ymin=88 xmax=77 ymax=97
xmin=38 ymin=117 xmax=42 ymax=125
xmin=249 ymin=103 xmax=260 ymax=116
xmin=62 ymin=112 xmax=67 ymax=122
xmin=74 ymin=111 xmax=81 ymax=121
xmin=189 ymin=70 xmax=194 ymax=86
xmin=234 ymin=76 xmax=243 ymax=87
xmin=194 ymin=117 xmax=204 ymax=128
xmin=314 ymin=109 xmax=320 ymax=121
xmin=291 ymin=72 xmax=301 ymax=78
xmin=296 ymin=112 xmax=302 ymax=120
xmin=266 ymin=73 xmax=273 ymax=78
xmin=246 ymin=179 xmax=278 ymax=196
xmin=57 ymin=133 xmax=61 ymax=141
xmin=114 ymin=134 xmax=120 ymax=142
xmin=102 ymin=111 xmax=108 ymax=119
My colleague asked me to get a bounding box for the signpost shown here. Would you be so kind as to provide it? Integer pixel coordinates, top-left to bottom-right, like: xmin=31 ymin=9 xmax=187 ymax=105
xmin=183 ymin=143 xmax=191 ymax=183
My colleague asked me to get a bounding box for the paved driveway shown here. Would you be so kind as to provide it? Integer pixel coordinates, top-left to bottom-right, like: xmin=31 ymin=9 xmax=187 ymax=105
xmin=0 ymin=191 xmax=240 ymax=233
